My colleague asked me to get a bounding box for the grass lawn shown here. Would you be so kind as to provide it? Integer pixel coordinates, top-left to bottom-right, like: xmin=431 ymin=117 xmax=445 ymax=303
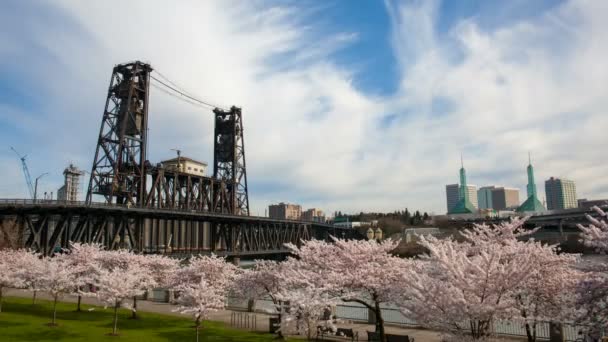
xmin=0 ymin=296 xmax=291 ymax=341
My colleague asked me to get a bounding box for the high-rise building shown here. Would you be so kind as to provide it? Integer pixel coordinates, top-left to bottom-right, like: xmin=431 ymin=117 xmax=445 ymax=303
xmin=478 ymin=186 xmax=495 ymax=210
xmin=448 ymin=158 xmax=477 ymax=214
xmin=268 ymin=202 xmax=302 ymax=220
xmin=491 ymin=187 xmax=520 ymax=210
xmin=545 ymin=177 xmax=577 ymax=210
xmin=517 ymin=154 xmax=545 ymax=212
xmin=464 ymin=185 xmax=478 ymax=209
xmin=445 ymin=184 xmax=459 ymax=212
xmin=57 ymin=164 xmax=84 ymax=201
xmin=302 ymin=208 xmax=325 ymax=222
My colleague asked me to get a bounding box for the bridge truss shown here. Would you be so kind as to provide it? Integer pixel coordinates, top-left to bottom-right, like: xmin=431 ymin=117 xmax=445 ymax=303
xmin=0 ymin=202 xmax=358 ymax=257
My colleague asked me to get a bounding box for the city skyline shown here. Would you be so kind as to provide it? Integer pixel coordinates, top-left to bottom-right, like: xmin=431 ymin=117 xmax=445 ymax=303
xmin=1 ymin=1 xmax=607 ymax=215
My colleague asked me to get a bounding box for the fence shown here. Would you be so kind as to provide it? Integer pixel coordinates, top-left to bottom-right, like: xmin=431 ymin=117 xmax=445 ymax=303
xmin=225 ymin=296 xmax=586 ymax=341
xmin=230 ymin=312 xmax=258 ymax=331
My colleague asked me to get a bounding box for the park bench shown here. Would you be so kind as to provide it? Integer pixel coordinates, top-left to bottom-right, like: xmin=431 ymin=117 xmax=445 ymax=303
xmin=367 ymin=331 xmax=415 ymax=342
xmin=316 ymin=326 xmax=359 ymax=341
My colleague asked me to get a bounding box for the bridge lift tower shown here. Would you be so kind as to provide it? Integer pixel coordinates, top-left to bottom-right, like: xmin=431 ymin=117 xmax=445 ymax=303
xmin=86 ymin=61 xmax=152 ymax=206
xmin=213 ymin=106 xmax=250 ymax=216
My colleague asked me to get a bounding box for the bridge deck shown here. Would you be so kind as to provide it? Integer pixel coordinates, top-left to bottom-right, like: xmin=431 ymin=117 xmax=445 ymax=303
xmin=0 ymin=200 xmax=360 ymax=257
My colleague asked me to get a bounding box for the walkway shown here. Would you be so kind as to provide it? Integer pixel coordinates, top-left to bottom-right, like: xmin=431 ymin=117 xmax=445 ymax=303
xmin=4 ymin=289 xmax=520 ymax=341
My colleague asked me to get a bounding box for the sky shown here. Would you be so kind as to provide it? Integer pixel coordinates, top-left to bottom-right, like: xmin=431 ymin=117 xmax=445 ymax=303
xmin=0 ymin=0 xmax=607 ymax=216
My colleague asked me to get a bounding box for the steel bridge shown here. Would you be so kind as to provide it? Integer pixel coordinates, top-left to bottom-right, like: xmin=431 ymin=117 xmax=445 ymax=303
xmin=0 ymin=199 xmax=358 ymax=257
xmin=0 ymin=61 xmax=363 ymax=257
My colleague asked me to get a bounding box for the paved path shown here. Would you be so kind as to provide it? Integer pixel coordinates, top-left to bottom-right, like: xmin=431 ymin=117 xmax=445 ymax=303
xmin=5 ymin=289 xmax=521 ymax=341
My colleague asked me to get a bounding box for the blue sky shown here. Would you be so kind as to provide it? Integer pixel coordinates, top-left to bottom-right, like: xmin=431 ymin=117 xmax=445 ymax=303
xmin=0 ymin=0 xmax=606 ymax=215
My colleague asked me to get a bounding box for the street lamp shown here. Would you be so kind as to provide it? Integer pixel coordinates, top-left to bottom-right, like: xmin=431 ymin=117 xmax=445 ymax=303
xmin=34 ymin=172 xmax=49 ymax=202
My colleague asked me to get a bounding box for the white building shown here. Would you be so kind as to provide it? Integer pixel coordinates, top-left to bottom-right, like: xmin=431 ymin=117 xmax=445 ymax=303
xmin=57 ymin=164 xmax=84 ymax=201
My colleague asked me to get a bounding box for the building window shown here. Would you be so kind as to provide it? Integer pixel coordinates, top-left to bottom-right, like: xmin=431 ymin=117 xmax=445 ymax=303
xmin=188 ymin=167 xmax=192 ymax=170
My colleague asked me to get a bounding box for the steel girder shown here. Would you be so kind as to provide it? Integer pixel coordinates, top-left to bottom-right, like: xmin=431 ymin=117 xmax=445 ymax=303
xmin=0 ymin=204 xmax=361 ymax=257
xmin=144 ymin=168 xmax=233 ymax=213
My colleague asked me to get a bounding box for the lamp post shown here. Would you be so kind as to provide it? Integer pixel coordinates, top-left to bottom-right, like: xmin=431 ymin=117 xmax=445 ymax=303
xmin=34 ymin=172 xmax=49 ymax=202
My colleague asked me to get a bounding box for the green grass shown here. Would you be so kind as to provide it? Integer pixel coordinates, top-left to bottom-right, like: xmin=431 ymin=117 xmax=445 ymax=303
xmin=0 ymin=297 xmax=290 ymax=341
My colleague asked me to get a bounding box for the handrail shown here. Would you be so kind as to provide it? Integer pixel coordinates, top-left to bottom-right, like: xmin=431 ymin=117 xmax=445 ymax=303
xmin=0 ymin=199 xmax=345 ymax=228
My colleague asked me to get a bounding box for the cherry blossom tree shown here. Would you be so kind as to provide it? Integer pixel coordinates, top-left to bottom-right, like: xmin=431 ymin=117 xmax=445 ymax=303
xmin=169 ymin=254 xmax=239 ymax=291
xmin=579 ymin=206 xmax=608 ymax=251
xmin=13 ymin=249 xmax=44 ymax=304
xmin=0 ymin=249 xmax=27 ymax=312
xmin=512 ymin=244 xmax=580 ymax=342
xmin=284 ymin=238 xmax=409 ymax=342
xmin=273 ymin=268 xmax=338 ymax=340
xmin=62 ymin=242 xmax=104 ymax=311
xmin=38 ymin=255 xmax=77 ymax=326
xmin=170 ymin=255 xmax=236 ymax=342
xmin=233 ymin=260 xmax=283 ymax=309
xmin=95 ymin=262 xmax=149 ymax=336
xmin=577 ymin=206 xmax=608 ymax=335
xmin=173 ymin=278 xmax=225 ymax=342
xmin=96 ymin=250 xmax=157 ymax=319
xmin=397 ymin=218 xmax=561 ymax=340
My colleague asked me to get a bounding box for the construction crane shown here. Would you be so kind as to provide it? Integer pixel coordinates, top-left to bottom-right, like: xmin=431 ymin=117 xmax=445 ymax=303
xmin=10 ymin=146 xmax=35 ymax=199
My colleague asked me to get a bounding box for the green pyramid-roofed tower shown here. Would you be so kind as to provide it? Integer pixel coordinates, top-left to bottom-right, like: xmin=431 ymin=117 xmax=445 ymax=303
xmin=517 ymin=153 xmax=546 ymax=213
xmin=449 ymin=157 xmax=476 ymax=214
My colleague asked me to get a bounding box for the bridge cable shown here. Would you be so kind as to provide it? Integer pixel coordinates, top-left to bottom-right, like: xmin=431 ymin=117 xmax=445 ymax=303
xmin=150 ymin=83 xmax=211 ymax=110
xmin=150 ymin=71 xmax=227 ymax=111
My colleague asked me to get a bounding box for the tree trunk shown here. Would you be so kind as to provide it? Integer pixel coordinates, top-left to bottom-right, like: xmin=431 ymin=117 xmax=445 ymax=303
xmin=32 ymin=290 xmax=37 ymax=305
xmin=52 ymin=296 xmax=58 ymax=325
xmin=113 ymin=302 xmax=119 ymax=335
xmin=131 ymin=296 xmax=138 ymax=319
xmin=374 ymin=298 xmax=387 ymax=342
xmin=277 ymin=300 xmax=284 ymax=339
xmin=76 ymin=294 xmax=82 ymax=312
xmin=0 ymin=287 xmax=3 ymax=313
xmin=195 ymin=316 xmax=201 ymax=342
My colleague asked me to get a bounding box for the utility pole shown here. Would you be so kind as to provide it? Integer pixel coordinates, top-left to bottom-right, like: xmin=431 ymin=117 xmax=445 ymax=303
xmin=34 ymin=172 xmax=49 ymax=202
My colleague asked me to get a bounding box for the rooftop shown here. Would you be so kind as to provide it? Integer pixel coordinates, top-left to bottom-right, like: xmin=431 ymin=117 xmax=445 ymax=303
xmin=161 ymin=156 xmax=207 ymax=166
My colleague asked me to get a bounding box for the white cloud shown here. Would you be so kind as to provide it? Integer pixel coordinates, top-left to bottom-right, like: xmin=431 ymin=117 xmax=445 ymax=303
xmin=0 ymin=0 xmax=606 ymax=215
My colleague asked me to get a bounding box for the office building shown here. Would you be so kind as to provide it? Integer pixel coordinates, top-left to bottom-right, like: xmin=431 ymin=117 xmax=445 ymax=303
xmin=545 ymin=177 xmax=577 ymax=210
xmin=578 ymin=199 xmax=608 ymax=209
xmin=301 ymin=208 xmax=325 ymax=222
xmin=57 ymin=164 xmax=84 ymax=201
xmin=478 ymin=186 xmax=495 ymax=210
xmin=491 ymin=187 xmax=520 ymax=210
xmin=268 ymin=202 xmax=302 ymax=220
xmin=445 ymin=184 xmax=459 ymax=213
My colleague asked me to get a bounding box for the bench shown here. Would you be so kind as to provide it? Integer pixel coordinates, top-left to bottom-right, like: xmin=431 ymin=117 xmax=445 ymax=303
xmin=367 ymin=331 xmax=415 ymax=342
xmin=317 ymin=326 xmax=359 ymax=341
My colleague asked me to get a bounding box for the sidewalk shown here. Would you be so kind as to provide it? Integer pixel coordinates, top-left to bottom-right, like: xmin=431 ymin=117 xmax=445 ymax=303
xmin=4 ymin=289 xmax=519 ymax=341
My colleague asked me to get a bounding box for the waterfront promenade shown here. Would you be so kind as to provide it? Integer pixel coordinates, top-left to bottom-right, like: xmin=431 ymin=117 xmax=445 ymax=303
xmin=5 ymin=289 xmax=525 ymax=341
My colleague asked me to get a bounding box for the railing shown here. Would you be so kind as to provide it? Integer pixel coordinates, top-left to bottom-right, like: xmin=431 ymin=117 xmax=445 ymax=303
xmin=0 ymin=199 xmax=340 ymax=226
xmin=225 ymin=297 xmax=587 ymax=341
